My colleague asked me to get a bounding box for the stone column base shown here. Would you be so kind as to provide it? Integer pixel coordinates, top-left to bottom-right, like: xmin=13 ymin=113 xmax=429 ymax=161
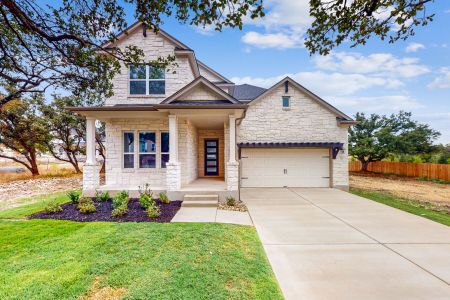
xmin=83 ymin=164 xmax=100 ymax=196
xmin=166 ymin=162 xmax=181 ymax=191
xmin=226 ymin=161 xmax=239 ymax=191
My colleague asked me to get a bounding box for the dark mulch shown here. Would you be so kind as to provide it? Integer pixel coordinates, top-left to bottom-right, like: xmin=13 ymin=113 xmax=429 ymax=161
xmin=29 ymin=199 xmax=182 ymax=223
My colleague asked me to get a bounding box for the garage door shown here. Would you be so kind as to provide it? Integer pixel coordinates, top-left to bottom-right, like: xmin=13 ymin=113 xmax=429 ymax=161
xmin=241 ymin=148 xmax=330 ymax=187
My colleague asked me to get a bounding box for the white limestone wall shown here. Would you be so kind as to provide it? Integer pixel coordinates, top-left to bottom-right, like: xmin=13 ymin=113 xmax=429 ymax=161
xmin=237 ymin=84 xmax=350 ymax=189
xmin=198 ymin=64 xmax=223 ymax=82
xmin=179 ymin=84 xmax=223 ymax=101
xmin=104 ymin=118 xmax=168 ymax=188
xmin=178 ymin=119 xmax=198 ymax=185
xmin=106 ymin=29 xmax=196 ymax=106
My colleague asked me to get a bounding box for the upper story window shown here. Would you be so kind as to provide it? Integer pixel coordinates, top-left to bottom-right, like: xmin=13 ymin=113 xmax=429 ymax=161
xmin=129 ymin=65 xmax=165 ymax=95
xmin=282 ymin=96 xmax=290 ymax=109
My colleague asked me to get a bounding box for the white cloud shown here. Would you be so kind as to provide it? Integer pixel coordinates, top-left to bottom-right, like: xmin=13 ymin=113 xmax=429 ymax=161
xmin=428 ymin=67 xmax=450 ymax=89
xmin=313 ymin=52 xmax=430 ymax=78
xmin=241 ymin=31 xmax=302 ymax=49
xmin=193 ymin=25 xmax=215 ymax=36
xmin=405 ymin=43 xmax=425 ymax=53
xmin=330 ymin=95 xmax=424 ymax=113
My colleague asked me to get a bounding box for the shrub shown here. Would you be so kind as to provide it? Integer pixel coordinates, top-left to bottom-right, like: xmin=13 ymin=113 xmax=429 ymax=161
xmin=95 ymin=191 xmax=110 ymax=202
xmin=139 ymin=193 xmax=154 ymax=209
xmin=226 ymin=196 xmax=236 ymax=206
xmin=159 ymin=192 xmax=170 ymax=204
xmin=138 ymin=183 xmax=153 ymax=197
xmin=67 ymin=190 xmax=81 ymax=204
xmin=45 ymin=201 xmax=63 ymax=214
xmin=112 ymin=204 xmax=128 ymax=217
xmin=147 ymin=203 xmax=161 ymax=219
xmin=112 ymin=191 xmax=129 ymax=208
xmin=78 ymin=197 xmax=96 ymax=214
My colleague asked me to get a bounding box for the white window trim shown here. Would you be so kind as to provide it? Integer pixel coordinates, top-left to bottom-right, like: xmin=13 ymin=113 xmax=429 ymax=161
xmin=129 ymin=65 xmax=165 ymax=96
xmin=138 ymin=131 xmax=157 ymax=169
xmin=123 ymin=131 xmax=135 ymax=169
xmin=282 ymin=96 xmax=291 ymax=110
xmin=160 ymin=131 xmax=170 ymax=168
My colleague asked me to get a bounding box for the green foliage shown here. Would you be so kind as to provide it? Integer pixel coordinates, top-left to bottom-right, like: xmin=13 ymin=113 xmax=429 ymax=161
xmin=226 ymin=196 xmax=236 ymax=206
xmin=139 ymin=193 xmax=155 ymax=209
xmin=159 ymin=192 xmax=170 ymax=204
xmin=138 ymin=183 xmax=153 ymax=198
xmin=349 ymin=111 xmax=440 ymax=171
xmin=95 ymin=191 xmax=110 ymax=202
xmin=147 ymin=203 xmax=161 ymax=219
xmin=112 ymin=205 xmax=128 ymax=218
xmin=44 ymin=202 xmax=63 ymax=214
xmin=67 ymin=191 xmax=81 ymax=204
xmin=77 ymin=197 xmax=96 ymax=214
xmin=112 ymin=191 xmax=129 ymax=208
xmin=306 ymin=0 xmax=435 ymax=55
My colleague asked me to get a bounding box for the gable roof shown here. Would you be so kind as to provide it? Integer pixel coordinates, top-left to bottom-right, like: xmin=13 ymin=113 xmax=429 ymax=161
xmin=250 ymin=77 xmax=354 ymax=121
xmin=197 ymin=60 xmax=233 ymax=84
xmin=161 ymin=76 xmax=240 ymax=104
xmin=231 ymin=84 xmax=267 ymax=101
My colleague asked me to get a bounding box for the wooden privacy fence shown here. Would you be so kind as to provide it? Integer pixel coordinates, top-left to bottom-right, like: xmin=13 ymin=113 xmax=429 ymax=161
xmin=349 ymin=160 xmax=450 ymax=182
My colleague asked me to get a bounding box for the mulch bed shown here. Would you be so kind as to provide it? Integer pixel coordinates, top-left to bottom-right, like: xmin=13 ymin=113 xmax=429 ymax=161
xmin=29 ymin=199 xmax=182 ymax=223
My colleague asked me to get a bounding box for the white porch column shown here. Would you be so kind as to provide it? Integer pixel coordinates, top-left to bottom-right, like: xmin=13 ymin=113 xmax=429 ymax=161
xmin=83 ymin=117 xmax=100 ymax=196
xmin=226 ymin=115 xmax=239 ymax=192
xmin=166 ymin=115 xmax=181 ymax=190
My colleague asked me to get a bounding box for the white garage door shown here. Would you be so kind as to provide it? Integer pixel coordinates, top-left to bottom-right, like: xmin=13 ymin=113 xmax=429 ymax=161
xmin=241 ymin=148 xmax=330 ymax=188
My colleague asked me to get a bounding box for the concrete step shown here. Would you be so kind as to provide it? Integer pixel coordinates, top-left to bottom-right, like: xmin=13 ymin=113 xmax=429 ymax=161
xmin=182 ymin=200 xmax=218 ymax=207
xmin=183 ymin=194 xmax=219 ymax=202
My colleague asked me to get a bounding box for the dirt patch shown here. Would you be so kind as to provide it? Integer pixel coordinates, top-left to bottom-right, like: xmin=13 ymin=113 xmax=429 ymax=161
xmin=350 ymin=172 xmax=450 ymax=211
xmin=80 ymin=277 xmax=127 ymax=300
xmin=218 ymin=202 xmax=248 ymax=212
xmin=0 ymin=176 xmax=82 ymax=210
xmin=29 ymin=198 xmax=182 ymax=222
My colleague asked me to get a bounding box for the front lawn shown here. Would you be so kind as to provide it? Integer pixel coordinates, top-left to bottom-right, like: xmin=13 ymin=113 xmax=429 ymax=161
xmin=351 ymin=188 xmax=450 ymax=227
xmin=0 ymin=195 xmax=282 ymax=300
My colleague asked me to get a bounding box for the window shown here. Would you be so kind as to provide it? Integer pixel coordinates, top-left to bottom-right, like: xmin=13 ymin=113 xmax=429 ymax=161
xmin=282 ymin=96 xmax=290 ymax=109
xmin=161 ymin=132 xmax=170 ymax=168
xmin=123 ymin=132 xmax=134 ymax=168
xmin=139 ymin=131 xmax=156 ymax=168
xmin=129 ymin=65 xmax=165 ymax=95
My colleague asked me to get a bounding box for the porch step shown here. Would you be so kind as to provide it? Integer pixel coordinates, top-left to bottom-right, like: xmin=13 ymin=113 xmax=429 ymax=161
xmin=182 ymin=194 xmax=219 ymax=207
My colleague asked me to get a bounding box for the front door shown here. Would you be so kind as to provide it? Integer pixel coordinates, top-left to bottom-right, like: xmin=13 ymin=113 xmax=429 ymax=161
xmin=204 ymin=139 xmax=219 ymax=176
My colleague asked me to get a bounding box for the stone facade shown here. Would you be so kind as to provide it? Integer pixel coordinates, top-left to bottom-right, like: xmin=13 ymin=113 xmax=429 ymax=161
xmin=82 ymin=164 xmax=100 ymax=195
xmin=237 ymin=84 xmax=350 ymax=189
xmin=166 ymin=162 xmax=181 ymax=190
xmin=178 ymin=119 xmax=198 ymax=185
xmin=198 ymin=64 xmax=223 ymax=82
xmin=226 ymin=161 xmax=239 ymax=191
xmin=179 ymin=84 xmax=223 ymax=101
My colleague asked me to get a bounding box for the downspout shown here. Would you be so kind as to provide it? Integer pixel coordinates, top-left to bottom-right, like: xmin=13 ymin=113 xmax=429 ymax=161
xmin=235 ymin=107 xmax=248 ymax=201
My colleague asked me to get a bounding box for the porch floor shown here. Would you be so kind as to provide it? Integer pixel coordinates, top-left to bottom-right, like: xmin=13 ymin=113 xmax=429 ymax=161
xmin=180 ymin=178 xmax=226 ymax=191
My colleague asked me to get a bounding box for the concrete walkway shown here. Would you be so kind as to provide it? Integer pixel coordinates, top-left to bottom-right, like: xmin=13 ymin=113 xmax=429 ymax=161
xmin=171 ymin=207 xmax=252 ymax=225
xmin=241 ymin=188 xmax=450 ymax=300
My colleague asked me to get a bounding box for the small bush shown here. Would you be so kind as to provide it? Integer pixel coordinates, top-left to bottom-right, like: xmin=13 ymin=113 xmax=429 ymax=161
xmin=112 ymin=191 xmax=129 ymax=208
xmin=78 ymin=197 xmax=96 ymax=214
xmin=45 ymin=202 xmax=63 ymax=214
xmin=147 ymin=203 xmax=161 ymax=219
xmin=95 ymin=191 xmax=110 ymax=202
xmin=159 ymin=192 xmax=170 ymax=204
xmin=139 ymin=193 xmax=154 ymax=209
xmin=138 ymin=183 xmax=153 ymax=198
xmin=112 ymin=204 xmax=128 ymax=217
xmin=226 ymin=196 xmax=236 ymax=206
xmin=67 ymin=190 xmax=81 ymax=204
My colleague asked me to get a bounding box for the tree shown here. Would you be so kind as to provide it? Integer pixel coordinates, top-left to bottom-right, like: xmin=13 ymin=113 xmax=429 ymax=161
xmin=306 ymin=0 xmax=435 ymax=55
xmin=0 ymin=90 xmax=51 ymax=175
xmin=349 ymin=111 xmax=440 ymax=171
xmin=96 ymin=122 xmax=106 ymax=174
xmin=40 ymin=95 xmax=86 ymax=173
xmin=0 ymin=0 xmax=264 ymax=107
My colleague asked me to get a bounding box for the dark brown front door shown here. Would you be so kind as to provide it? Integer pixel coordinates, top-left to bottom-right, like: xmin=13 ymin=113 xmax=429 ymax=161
xmin=204 ymin=139 xmax=219 ymax=176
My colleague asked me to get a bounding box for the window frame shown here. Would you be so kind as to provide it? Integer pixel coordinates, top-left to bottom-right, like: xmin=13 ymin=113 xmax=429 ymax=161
xmin=138 ymin=131 xmax=157 ymax=169
xmin=129 ymin=65 xmax=165 ymax=96
xmin=123 ymin=131 xmax=135 ymax=169
xmin=282 ymin=96 xmax=291 ymax=109
xmin=160 ymin=131 xmax=170 ymax=168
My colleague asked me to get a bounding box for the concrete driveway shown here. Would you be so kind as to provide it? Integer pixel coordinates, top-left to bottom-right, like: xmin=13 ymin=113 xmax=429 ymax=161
xmin=241 ymin=188 xmax=450 ymax=300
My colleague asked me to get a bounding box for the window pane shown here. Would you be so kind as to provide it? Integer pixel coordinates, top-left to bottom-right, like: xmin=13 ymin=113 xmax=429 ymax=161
xmin=130 ymin=65 xmax=146 ymax=79
xmin=123 ymin=132 xmax=134 ymax=153
xmin=139 ymin=154 xmax=156 ymax=168
xmin=206 ymin=141 xmax=217 ymax=146
xmin=207 ymin=148 xmax=216 ymax=153
xmin=149 ymin=66 xmax=165 ymax=79
xmin=282 ymin=96 xmax=290 ymax=107
xmin=139 ymin=132 xmax=156 ymax=153
xmin=207 ymin=154 xmax=216 ymax=159
xmin=124 ymin=154 xmax=134 ymax=168
xmin=149 ymin=81 xmax=165 ymax=94
xmin=130 ymin=81 xmax=146 ymax=95
xmin=161 ymin=132 xmax=169 ymax=153
xmin=207 ymin=161 xmax=217 ymax=166
xmin=207 ymin=167 xmax=217 ymax=173
xmin=161 ymin=154 xmax=170 ymax=168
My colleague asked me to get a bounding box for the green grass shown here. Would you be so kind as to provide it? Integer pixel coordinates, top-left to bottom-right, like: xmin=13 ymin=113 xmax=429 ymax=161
xmin=417 ymin=177 xmax=450 ymax=185
xmin=350 ymin=188 xmax=450 ymax=227
xmin=0 ymin=193 xmax=282 ymax=300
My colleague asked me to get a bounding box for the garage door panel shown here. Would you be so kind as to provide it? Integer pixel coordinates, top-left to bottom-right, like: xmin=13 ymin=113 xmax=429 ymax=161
xmin=241 ymin=148 xmax=330 ymax=188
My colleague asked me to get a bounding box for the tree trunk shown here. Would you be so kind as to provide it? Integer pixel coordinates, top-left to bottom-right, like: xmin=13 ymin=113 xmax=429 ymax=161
xmin=68 ymin=153 xmax=82 ymax=173
xmin=360 ymin=160 xmax=370 ymax=172
xmin=29 ymin=152 xmax=40 ymax=176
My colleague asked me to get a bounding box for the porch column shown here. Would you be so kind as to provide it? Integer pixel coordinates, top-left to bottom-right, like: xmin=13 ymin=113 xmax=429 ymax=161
xmin=83 ymin=117 xmax=100 ymax=196
xmin=226 ymin=115 xmax=239 ymax=193
xmin=166 ymin=115 xmax=181 ymax=190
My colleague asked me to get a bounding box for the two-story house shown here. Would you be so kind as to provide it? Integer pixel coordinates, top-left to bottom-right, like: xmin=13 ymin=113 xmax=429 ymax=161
xmin=70 ymin=22 xmax=356 ymax=203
